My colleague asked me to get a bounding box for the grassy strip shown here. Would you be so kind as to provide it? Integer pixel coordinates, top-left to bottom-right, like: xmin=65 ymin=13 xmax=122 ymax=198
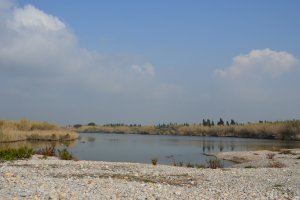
xmin=0 ymin=119 xmax=78 ymax=142
xmin=0 ymin=146 xmax=75 ymax=161
xmin=0 ymin=147 xmax=34 ymax=161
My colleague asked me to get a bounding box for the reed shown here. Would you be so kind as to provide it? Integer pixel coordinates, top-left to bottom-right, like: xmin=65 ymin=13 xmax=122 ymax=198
xmin=77 ymin=120 xmax=300 ymax=141
xmin=0 ymin=119 xmax=78 ymax=143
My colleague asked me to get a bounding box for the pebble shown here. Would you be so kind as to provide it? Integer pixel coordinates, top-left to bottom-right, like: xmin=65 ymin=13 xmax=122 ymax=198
xmin=0 ymin=153 xmax=299 ymax=200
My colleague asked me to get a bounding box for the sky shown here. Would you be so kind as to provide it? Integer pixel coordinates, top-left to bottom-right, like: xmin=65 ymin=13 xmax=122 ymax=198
xmin=0 ymin=0 xmax=300 ymax=125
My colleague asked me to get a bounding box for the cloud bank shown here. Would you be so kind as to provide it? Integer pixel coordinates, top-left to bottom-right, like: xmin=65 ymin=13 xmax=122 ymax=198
xmin=1 ymin=1 xmax=299 ymax=124
xmin=214 ymin=49 xmax=298 ymax=79
xmin=0 ymin=1 xmax=181 ymax=123
xmin=211 ymin=49 xmax=300 ymax=122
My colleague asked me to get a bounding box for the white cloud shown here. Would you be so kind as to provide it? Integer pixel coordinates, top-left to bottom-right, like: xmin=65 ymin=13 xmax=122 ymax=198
xmin=0 ymin=1 xmax=182 ymax=123
xmin=9 ymin=5 xmax=65 ymax=31
xmin=131 ymin=63 xmax=155 ymax=76
xmin=214 ymin=49 xmax=298 ymax=79
xmin=0 ymin=2 xmax=172 ymax=94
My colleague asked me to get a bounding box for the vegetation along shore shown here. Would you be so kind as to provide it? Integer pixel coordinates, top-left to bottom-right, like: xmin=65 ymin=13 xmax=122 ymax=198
xmin=0 ymin=119 xmax=78 ymax=143
xmin=75 ymin=119 xmax=300 ymax=141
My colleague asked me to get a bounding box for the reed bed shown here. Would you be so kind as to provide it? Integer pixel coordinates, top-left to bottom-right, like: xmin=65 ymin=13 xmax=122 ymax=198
xmin=0 ymin=119 xmax=78 ymax=143
xmin=77 ymin=120 xmax=300 ymax=141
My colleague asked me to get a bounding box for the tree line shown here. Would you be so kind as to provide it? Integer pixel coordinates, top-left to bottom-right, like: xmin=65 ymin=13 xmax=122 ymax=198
xmin=73 ymin=118 xmax=275 ymax=128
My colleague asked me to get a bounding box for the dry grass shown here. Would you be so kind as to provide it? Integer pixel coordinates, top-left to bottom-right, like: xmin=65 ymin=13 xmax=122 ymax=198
xmin=0 ymin=119 xmax=78 ymax=143
xmin=267 ymin=161 xmax=286 ymax=168
xmin=36 ymin=146 xmax=56 ymax=157
xmin=77 ymin=120 xmax=300 ymax=141
xmin=151 ymin=158 xmax=158 ymax=166
xmin=266 ymin=153 xmax=275 ymax=159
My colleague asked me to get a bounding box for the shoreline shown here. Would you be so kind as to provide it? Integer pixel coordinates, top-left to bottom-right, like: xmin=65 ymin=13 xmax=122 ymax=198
xmin=1 ymin=149 xmax=299 ymax=199
xmin=0 ymin=137 xmax=78 ymax=144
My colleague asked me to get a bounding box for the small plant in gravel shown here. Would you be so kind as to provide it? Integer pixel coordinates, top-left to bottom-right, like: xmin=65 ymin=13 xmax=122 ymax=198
xmin=186 ymin=162 xmax=194 ymax=168
xmin=58 ymin=148 xmax=74 ymax=160
xmin=207 ymin=158 xmax=224 ymax=169
xmin=266 ymin=153 xmax=275 ymax=159
xmin=273 ymin=184 xmax=283 ymax=188
xmin=279 ymin=149 xmax=292 ymax=154
xmin=0 ymin=147 xmax=34 ymax=161
xmin=172 ymin=160 xmax=177 ymax=166
xmin=195 ymin=164 xmax=205 ymax=168
xmin=268 ymin=161 xmax=286 ymax=168
xmin=151 ymin=158 xmax=158 ymax=165
xmin=36 ymin=146 xmax=56 ymax=157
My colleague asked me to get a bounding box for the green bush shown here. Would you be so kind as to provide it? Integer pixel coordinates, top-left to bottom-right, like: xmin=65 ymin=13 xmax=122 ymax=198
xmin=0 ymin=147 xmax=34 ymax=161
xmin=58 ymin=148 xmax=74 ymax=160
xmin=186 ymin=162 xmax=195 ymax=168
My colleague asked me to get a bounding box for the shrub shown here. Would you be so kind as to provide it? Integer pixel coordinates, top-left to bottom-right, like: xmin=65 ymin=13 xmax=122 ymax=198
xmin=207 ymin=158 xmax=224 ymax=169
xmin=0 ymin=147 xmax=34 ymax=161
xmin=151 ymin=158 xmax=158 ymax=165
xmin=36 ymin=146 xmax=56 ymax=157
xmin=87 ymin=122 xmax=96 ymax=126
xmin=195 ymin=164 xmax=205 ymax=168
xmin=279 ymin=149 xmax=292 ymax=154
xmin=266 ymin=153 xmax=275 ymax=159
xmin=268 ymin=161 xmax=286 ymax=168
xmin=186 ymin=162 xmax=194 ymax=168
xmin=16 ymin=119 xmax=31 ymax=131
xmin=30 ymin=122 xmax=57 ymax=130
xmin=58 ymin=148 xmax=74 ymax=160
xmin=73 ymin=124 xmax=82 ymax=128
xmin=172 ymin=160 xmax=177 ymax=166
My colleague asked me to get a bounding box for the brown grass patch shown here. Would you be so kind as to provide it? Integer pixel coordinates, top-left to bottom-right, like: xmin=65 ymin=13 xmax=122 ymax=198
xmin=268 ymin=161 xmax=286 ymax=168
xmin=0 ymin=119 xmax=78 ymax=142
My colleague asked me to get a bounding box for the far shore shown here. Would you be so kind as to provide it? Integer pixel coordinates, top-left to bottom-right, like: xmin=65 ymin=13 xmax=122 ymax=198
xmin=76 ymin=120 xmax=300 ymax=141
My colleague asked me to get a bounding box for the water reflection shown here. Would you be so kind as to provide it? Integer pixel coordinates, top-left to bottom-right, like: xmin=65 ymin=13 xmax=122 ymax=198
xmin=68 ymin=133 xmax=300 ymax=165
xmin=1 ymin=133 xmax=299 ymax=166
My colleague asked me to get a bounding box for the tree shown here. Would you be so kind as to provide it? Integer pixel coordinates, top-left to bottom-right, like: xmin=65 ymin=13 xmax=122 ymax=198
xmin=217 ymin=118 xmax=224 ymax=126
xmin=230 ymin=119 xmax=236 ymax=125
xmin=203 ymin=119 xmax=207 ymax=126
xmin=88 ymin=122 xmax=96 ymax=126
xmin=211 ymin=121 xmax=215 ymax=126
xmin=207 ymin=119 xmax=211 ymax=126
xmin=73 ymin=124 xmax=82 ymax=128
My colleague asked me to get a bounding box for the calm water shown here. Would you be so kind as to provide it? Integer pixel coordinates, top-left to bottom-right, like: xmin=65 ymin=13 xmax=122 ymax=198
xmin=2 ymin=133 xmax=300 ymax=166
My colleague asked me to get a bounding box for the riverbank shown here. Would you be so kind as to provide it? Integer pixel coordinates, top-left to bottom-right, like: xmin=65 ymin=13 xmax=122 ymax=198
xmin=0 ymin=149 xmax=299 ymax=199
xmin=77 ymin=120 xmax=300 ymax=141
xmin=0 ymin=119 xmax=78 ymax=143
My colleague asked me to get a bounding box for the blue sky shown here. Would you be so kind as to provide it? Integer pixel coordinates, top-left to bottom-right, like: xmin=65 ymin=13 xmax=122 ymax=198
xmin=1 ymin=0 xmax=300 ymax=124
xmin=17 ymin=0 xmax=300 ymax=85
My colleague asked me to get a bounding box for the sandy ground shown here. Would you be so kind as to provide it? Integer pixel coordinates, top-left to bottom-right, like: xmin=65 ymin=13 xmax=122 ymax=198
xmin=0 ymin=149 xmax=299 ymax=199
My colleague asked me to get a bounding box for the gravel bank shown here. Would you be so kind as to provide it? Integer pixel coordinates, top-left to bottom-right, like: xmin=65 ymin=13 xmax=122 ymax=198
xmin=1 ymin=152 xmax=299 ymax=200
